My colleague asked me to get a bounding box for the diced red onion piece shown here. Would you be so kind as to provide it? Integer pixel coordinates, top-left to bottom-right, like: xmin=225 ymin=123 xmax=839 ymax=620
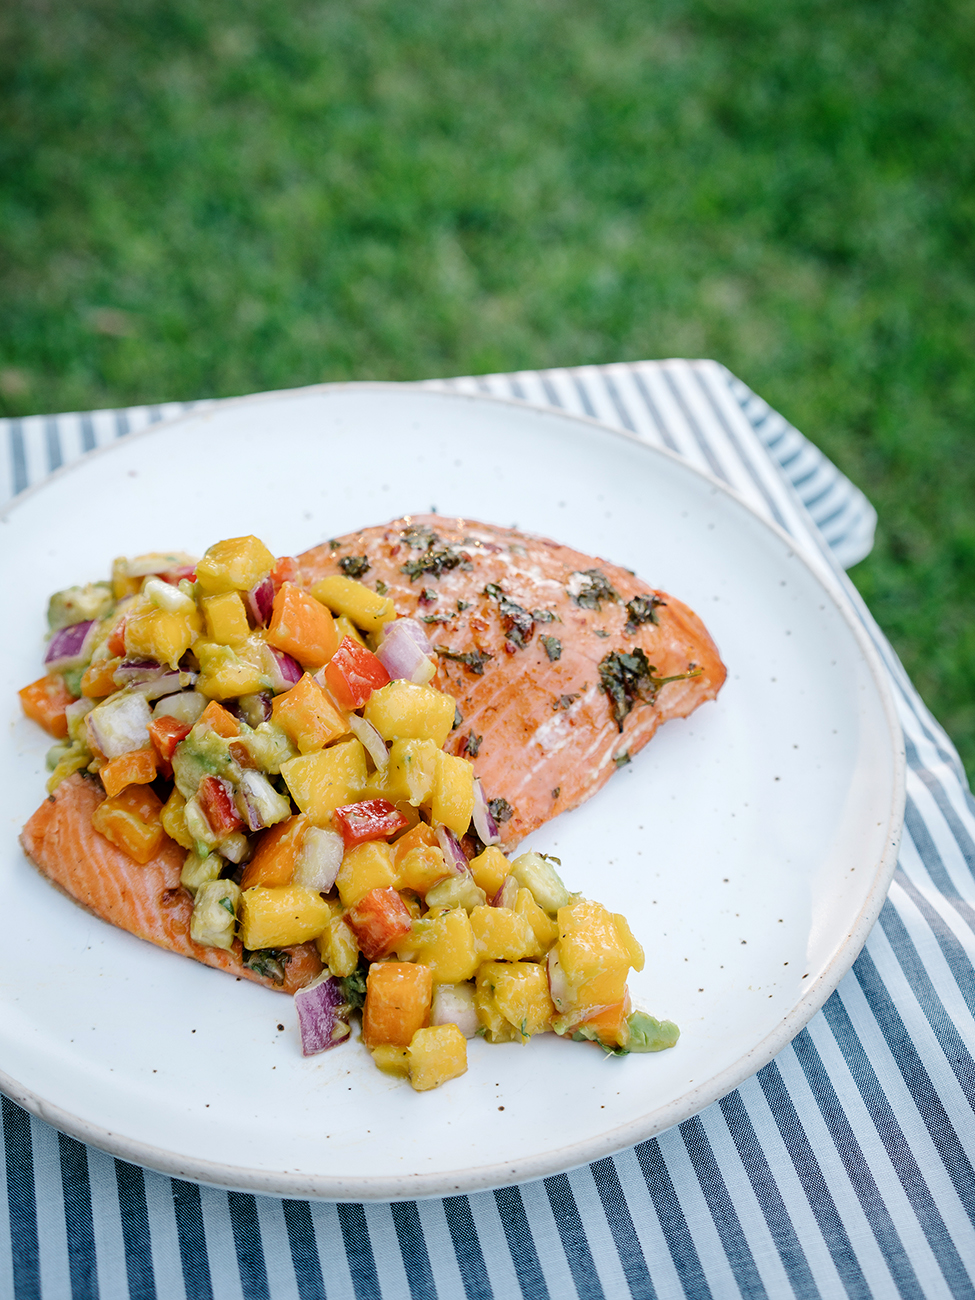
xmin=292 ymin=826 xmax=344 ymax=892
xmin=64 ymin=696 xmax=95 ymax=733
xmin=390 ymin=617 xmax=434 ymax=655
xmin=85 ymin=692 xmax=153 ymax=758
xmin=246 ymin=576 xmax=275 ymax=627
xmin=265 ymin=647 xmax=303 ymax=692
xmin=430 ymin=984 xmax=480 ymax=1038
xmin=45 ymin=620 xmax=96 ymax=670
xmin=219 ymin=833 xmax=250 ymax=864
xmin=113 ymin=658 xmax=161 ymax=684
xmin=436 ymin=825 xmax=469 ymax=876
xmin=295 ymin=974 xmax=352 ymax=1056
xmin=492 ymin=875 xmax=518 ymax=908
xmin=130 ymin=670 xmax=197 ymax=701
xmin=471 ymin=778 xmax=501 ymax=846
xmin=348 ymin=714 xmax=389 ymax=772
xmin=375 ymin=620 xmax=434 ymax=683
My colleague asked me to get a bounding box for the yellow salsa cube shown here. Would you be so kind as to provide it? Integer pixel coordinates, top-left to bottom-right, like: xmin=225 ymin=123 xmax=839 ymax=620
xmin=271 ymin=674 xmax=349 ymax=754
xmin=311 ymin=575 xmax=395 ymax=632
xmin=335 ymin=840 xmax=398 ymax=908
xmin=378 ymin=738 xmax=439 ymax=806
xmin=407 ymin=1024 xmax=468 ymax=1091
xmin=490 ymin=961 xmax=555 ymax=1042
xmin=429 ymin=749 xmax=474 ymax=837
xmin=470 ymin=905 xmax=538 ymax=962
xmin=469 ymin=846 xmax=509 ymax=899
xmin=195 ymin=535 xmax=275 ymax=597
xmin=238 ymin=885 xmax=333 ymax=950
xmin=281 ymin=738 xmax=367 ymax=824
xmin=202 ymin=591 xmax=251 ymax=646
xmin=412 ymin=908 xmax=478 ymax=984
xmin=362 ymin=680 xmax=455 ymax=747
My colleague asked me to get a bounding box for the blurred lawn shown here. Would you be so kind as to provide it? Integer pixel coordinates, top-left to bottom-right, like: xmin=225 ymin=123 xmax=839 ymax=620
xmin=2 ymin=0 xmax=973 ymax=782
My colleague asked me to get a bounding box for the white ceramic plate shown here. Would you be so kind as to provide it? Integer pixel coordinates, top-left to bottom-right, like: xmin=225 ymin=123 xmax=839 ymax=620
xmin=0 ymin=385 xmax=903 ymax=1200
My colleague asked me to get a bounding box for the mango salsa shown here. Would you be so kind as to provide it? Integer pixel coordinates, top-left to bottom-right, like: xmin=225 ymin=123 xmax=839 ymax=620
xmin=22 ymin=529 xmax=674 ymax=1096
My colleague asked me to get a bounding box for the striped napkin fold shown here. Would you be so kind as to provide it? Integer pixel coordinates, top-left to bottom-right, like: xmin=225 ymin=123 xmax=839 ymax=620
xmin=2 ymin=360 xmax=972 ymax=1300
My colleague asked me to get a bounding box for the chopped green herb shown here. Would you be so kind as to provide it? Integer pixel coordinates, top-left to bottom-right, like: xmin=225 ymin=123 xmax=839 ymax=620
xmin=242 ymin=948 xmax=291 ymax=985
xmin=598 ymin=649 xmax=702 ymax=731
xmin=554 ymin=693 xmax=580 ymax=711
xmin=594 ymin=629 xmax=610 ymax=638
xmin=484 ymin=583 xmax=534 ymax=648
xmin=339 ymin=555 xmax=370 ymax=579
xmin=436 ymin=646 xmax=493 ymax=674
xmin=340 ymin=964 xmax=369 ymax=1012
xmin=538 ymin=852 xmax=562 ymax=865
xmin=456 ymin=599 xmax=471 ymax=612
xmin=532 ymin=608 xmax=557 ymax=623
xmin=613 ymin=751 xmax=631 ymax=768
xmin=218 ymin=895 xmax=237 ymax=915
xmin=625 ymin=593 xmax=665 ymax=632
xmin=327 ymin=539 xmax=341 ymax=550
xmin=420 ymin=613 xmax=453 ymax=624
xmin=465 ymin=731 xmax=482 ymax=757
xmin=402 ymin=523 xmax=441 ymax=550
xmin=453 ymin=705 xmax=464 ymax=729
xmin=401 ymin=548 xmax=471 ymax=581
xmin=552 ymin=787 xmax=560 ymax=799
xmin=570 ymin=1025 xmax=630 ymax=1055
xmin=568 ymin=568 xmax=620 ymax=611
xmin=488 ymin=797 xmax=514 ymax=823
xmin=375 ymin=579 xmax=388 ymax=596
xmin=420 ymin=587 xmax=438 ymax=604
xmin=540 ymin=635 xmax=562 ymax=661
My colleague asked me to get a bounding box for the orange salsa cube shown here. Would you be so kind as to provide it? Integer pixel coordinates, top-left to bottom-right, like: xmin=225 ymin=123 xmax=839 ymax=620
xmin=91 ymin=784 xmax=165 ymax=864
xmin=19 ymin=675 xmax=75 ymax=738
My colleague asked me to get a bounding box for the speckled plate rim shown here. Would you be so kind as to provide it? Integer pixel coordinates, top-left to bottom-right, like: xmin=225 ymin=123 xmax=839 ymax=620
xmin=0 ymin=382 xmax=905 ymax=1201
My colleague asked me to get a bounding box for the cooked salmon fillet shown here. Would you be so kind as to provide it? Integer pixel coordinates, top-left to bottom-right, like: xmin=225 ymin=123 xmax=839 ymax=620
xmin=19 ymin=774 xmax=322 ymax=993
xmin=299 ymin=514 xmax=726 ymax=845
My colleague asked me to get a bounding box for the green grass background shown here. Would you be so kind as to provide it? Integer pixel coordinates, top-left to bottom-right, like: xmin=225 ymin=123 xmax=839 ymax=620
xmin=2 ymin=0 xmax=973 ymax=782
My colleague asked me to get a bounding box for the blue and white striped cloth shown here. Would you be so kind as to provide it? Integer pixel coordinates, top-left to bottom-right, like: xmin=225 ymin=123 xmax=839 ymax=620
xmin=3 ymin=360 xmax=972 ymax=1300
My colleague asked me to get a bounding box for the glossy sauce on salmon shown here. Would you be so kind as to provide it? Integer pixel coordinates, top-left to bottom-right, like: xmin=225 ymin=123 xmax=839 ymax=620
xmin=299 ymin=515 xmax=726 ymax=845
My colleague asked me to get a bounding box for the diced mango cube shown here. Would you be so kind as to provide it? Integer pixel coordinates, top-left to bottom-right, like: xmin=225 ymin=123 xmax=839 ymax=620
xmin=469 ymin=846 xmax=510 ymax=900
xmin=91 ymin=785 xmax=165 ymax=864
xmin=336 ymin=840 xmax=398 ymax=908
xmin=473 ymin=965 xmax=520 ymax=1043
xmin=311 ymin=575 xmax=395 ymax=632
xmin=195 ymin=640 xmax=266 ymax=700
xmin=380 ymin=738 xmax=438 ymax=806
xmin=271 ymin=674 xmax=349 ymax=754
xmin=407 ymin=1024 xmax=468 ymax=1091
xmin=362 ymin=680 xmax=455 ymax=748
xmin=125 ymin=605 xmax=201 ymax=669
xmin=515 ymin=888 xmax=559 ymax=952
xmin=19 ymin=675 xmax=75 ymax=738
xmin=240 ymin=815 xmax=309 ymax=889
xmin=429 ymin=749 xmax=474 ymax=837
xmin=556 ymin=899 xmax=636 ymax=1014
xmin=281 ymin=738 xmax=367 ymax=824
xmin=238 ymin=884 xmax=333 ymax=950
xmin=412 ymin=908 xmax=478 ymax=983
xmin=160 ymin=787 xmax=195 ymax=850
xmin=195 ymin=535 xmax=275 ymax=597
xmin=202 ymin=591 xmax=251 ymax=646
xmin=266 ymin=583 xmax=338 ymax=671
xmin=470 ymin=905 xmax=538 ymax=962
xmin=362 ymin=961 xmax=433 ymax=1048
xmin=100 ymin=748 xmax=157 ymax=799
xmin=317 ymin=914 xmax=360 ymax=977
xmin=489 ymin=961 xmax=555 ymax=1043
xmin=371 ymin=1045 xmax=411 ymax=1077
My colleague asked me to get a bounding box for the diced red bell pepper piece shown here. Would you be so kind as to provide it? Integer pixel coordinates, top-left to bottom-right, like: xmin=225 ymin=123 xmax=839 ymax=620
xmin=148 ymin=714 xmax=192 ymax=763
xmin=271 ymin=555 xmax=299 ymax=591
xmin=333 ymin=798 xmax=410 ymax=849
xmin=346 ymin=887 xmax=413 ymax=960
xmin=323 ymin=637 xmax=390 ymax=710
xmin=198 ymin=775 xmax=242 ymax=838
